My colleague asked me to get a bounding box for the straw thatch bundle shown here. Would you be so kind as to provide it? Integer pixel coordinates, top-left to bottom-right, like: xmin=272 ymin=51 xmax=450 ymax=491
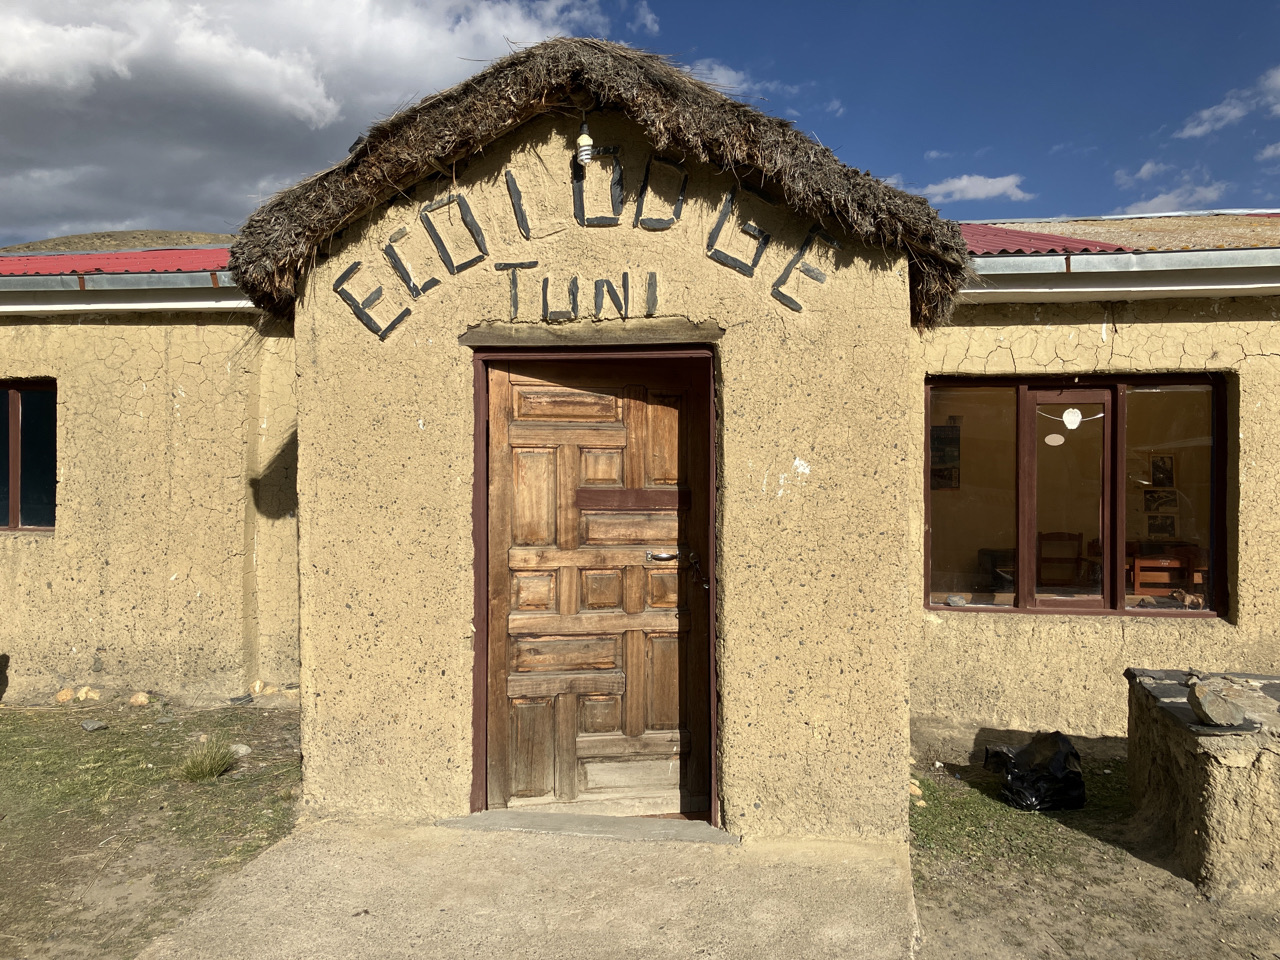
xmin=231 ymin=37 xmax=969 ymax=327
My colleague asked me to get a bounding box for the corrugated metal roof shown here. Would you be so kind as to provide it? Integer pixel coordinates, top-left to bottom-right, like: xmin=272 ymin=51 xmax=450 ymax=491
xmin=974 ymin=215 xmax=1280 ymax=252
xmin=0 ymin=247 xmax=230 ymax=277
xmin=961 ymin=223 xmax=1130 ymax=256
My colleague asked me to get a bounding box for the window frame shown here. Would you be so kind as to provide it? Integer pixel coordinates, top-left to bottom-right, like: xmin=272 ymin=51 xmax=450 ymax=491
xmin=1 ymin=379 xmax=57 ymax=533
xmin=924 ymin=374 xmax=1227 ymax=618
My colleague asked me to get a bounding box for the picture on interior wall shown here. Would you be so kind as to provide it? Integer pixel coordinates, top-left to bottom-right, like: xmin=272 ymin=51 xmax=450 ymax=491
xmin=1150 ymin=454 xmax=1175 ymax=488
xmin=1143 ymin=489 xmax=1179 ymax=514
xmin=1147 ymin=513 xmax=1178 ymax=539
xmin=930 ymin=422 xmax=961 ymax=490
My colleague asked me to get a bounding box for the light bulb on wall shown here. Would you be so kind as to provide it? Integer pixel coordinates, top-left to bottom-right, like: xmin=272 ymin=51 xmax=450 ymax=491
xmin=576 ymin=122 xmax=593 ymax=165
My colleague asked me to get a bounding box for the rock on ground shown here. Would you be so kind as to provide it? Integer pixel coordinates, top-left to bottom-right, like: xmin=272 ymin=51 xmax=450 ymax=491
xmin=1188 ymin=682 xmax=1246 ymax=726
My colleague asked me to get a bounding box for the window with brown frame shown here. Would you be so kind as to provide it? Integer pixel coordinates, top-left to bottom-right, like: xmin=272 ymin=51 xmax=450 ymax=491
xmin=926 ymin=377 xmax=1224 ymax=615
xmin=2 ymin=380 xmax=57 ymax=531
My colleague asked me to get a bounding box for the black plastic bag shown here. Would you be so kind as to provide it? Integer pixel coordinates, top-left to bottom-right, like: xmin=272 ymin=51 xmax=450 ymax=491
xmin=983 ymin=731 xmax=1086 ymax=811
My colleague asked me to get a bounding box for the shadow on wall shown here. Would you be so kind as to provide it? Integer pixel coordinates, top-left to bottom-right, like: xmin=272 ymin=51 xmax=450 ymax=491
xmin=250 ymin=430 xmax=298 ymax=520
xmin=970 ymin=726 xmax=1127 ymax=765
xmin=0 ymin=653 xmax=9 ymax=702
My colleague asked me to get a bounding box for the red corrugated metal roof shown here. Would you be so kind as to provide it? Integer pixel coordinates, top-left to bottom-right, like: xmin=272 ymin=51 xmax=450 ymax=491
xmin=961 ymin=223 xmax=1130 ymax=256
xmin=0 ymin=227 xmax=1128 ymax=275
xmin=0 ymin=247 xmax=230 ymax=277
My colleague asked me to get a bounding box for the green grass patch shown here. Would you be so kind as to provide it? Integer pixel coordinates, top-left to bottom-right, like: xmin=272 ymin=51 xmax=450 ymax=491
xmin=909 ymin=757 xmax=1133 ymax=883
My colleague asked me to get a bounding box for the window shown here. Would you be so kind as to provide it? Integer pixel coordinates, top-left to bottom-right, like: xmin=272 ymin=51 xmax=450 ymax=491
xmin=2 ymin=381 xmax=57 ymax=530
xmin=926 ymin=377 xmax=1223 ymax=614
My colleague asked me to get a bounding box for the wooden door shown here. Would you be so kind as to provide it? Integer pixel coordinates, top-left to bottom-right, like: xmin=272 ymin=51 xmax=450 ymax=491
xmin=487 ymin=358 xmax=712 ymax=816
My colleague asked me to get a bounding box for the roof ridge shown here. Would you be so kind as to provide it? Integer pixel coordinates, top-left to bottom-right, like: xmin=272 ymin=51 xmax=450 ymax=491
xmin=230 ymin=37 xmax=968 ymax=327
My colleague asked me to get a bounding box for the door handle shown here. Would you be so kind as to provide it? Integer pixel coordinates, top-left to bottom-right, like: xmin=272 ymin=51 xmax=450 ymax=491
xmin=646 ymin=551 xmax=678 ymax=561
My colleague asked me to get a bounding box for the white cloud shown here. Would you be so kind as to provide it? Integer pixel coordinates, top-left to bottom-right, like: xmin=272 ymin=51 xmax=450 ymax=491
xmin=0 ymin=14 xmax=136 ymax=91
xmin=686 ymin=58 xmax=800 ymax=99
xmin=1262 ymin=64 xmax=1280 ymax=115
xmin=923 ymin=150 xmax=952 ymax=161
xmin=924 ymin=174 xmax=1034 ymax=204
xmin=1174 ymin=63 xmax=1280 ymax=138
xmin=629 ymin=0 xmax=659 ymax=35
xmin=1115 ymin=160 xmax=1173 ymax=188
xmin=1134 ymin=160 xmax=1171 ymax=181
xmin=824 ymin=98 xmax=844 ymax=117
xmin=0 ymin=2 xmax=612 ymax=128
xmin=688 ymin=58 xmax=750 ymax=92
xmin=0 ymin=0 xmax=611 ymax=246
xmin=1121 ymin=181 xmax=1229 ymax=214
xmin=0 ymin=2 xmax=339 ymax=126
xmin=882 ymin=174 xmax=905 ymax=189
xmin=1257 ymin=142 xmax=1280 ymax=161
xmin=1175 ymin=96 xmax=1251 ymax=138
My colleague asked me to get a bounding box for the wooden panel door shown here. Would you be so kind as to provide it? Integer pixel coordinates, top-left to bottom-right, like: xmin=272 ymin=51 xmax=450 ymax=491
xmin=487 ymin=358 xmax=712 ymax=816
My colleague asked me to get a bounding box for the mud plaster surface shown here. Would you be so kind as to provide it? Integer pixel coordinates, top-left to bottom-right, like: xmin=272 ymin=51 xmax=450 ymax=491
xmin=1127 ymin=671 xmax=1280 ymax=896
xmin=294 ymin=112 xmax=914 ymax=839
xmin=910 ymin=297 xmax=1280 ymax=752
xmin=0 ymin=316 xmax=298 ymax=703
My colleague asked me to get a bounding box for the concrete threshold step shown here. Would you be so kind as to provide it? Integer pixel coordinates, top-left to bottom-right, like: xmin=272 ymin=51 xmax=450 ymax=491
xmin=437 ymin=809 xmax=740 ymax=845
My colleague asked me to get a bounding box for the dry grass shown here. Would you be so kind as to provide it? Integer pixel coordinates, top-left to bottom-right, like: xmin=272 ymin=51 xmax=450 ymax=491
xmin=230 ymin=37 xmax=970 ymax=328
xmin=179 ymin=737 xmax=237 ymax=782
xmin=909 ymin=756 xmax=1280 ymax=959
xmin=0 ymin=699 xmax=301 ymax=958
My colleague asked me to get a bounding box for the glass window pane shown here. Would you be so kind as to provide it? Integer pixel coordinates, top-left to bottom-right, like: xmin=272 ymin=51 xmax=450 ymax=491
xmin=1035 ymin=402 xmax=1105 ymax=600
xmin=1124 ymin=386 xmax=1213 ymax=611
xmin=19 ymin=389 xmax=56 ymax=527
xmin=929 ymin=387 xmax=1017 ymax=607
xmin=0 ymin=392 xmax=9 ymax=523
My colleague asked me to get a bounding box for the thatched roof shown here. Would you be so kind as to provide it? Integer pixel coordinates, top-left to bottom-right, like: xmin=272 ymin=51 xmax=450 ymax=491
xmin=231 ymin=37 xmax=969 ymax=327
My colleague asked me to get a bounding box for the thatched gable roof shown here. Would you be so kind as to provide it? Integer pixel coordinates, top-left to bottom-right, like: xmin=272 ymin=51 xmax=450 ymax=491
xmin=231 ymin=37 xmax=969 ymax=327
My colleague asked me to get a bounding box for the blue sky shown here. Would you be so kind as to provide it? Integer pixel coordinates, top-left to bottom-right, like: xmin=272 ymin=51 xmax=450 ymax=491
xmin=641 ymin=0 xmax=1280 ymax=219
xmin=2 ymin=0 xmax=1279 ymax=246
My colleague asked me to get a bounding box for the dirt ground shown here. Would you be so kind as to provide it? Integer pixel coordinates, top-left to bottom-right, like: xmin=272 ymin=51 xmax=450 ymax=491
xmin=0 ymin=697 xmax=301 ymax=960
xmin=909 ymin=753 xmax=1280 ymax=960
xmin=4 ymin=700 xmax=1279 ymax=959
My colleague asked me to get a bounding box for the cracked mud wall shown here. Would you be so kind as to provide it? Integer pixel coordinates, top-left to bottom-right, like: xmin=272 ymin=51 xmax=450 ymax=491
xmin=0 ymin=314 xmax=299 ymax=702
xmin=911 ymin=298 xmax=1280 ymax=755
xmin=243 ymin=329 xmax=301 ymax=687
xmin=293 ymin=113 xmax=913 ymax=839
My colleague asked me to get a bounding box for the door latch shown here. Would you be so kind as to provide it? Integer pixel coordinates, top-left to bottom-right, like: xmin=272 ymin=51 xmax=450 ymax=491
xmin=688 ymin=552 xmax=711 ymax=591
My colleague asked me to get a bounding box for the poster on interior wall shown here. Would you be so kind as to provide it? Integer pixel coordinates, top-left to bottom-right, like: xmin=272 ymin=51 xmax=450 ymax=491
xmin=1147 ymin=513 xmax=1178 ymax=539
xmin=1150 ymin=454 xmax=1175 ymax=488
xmin=930 ymin=423 xmax=961 ymax=490
xmin=1143 ymin=489 xmax=1178 ymax=513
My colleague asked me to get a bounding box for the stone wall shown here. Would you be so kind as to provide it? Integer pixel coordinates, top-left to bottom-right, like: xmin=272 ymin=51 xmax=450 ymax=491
xmin=1127 ymin=668 xmax=1280 ymax=896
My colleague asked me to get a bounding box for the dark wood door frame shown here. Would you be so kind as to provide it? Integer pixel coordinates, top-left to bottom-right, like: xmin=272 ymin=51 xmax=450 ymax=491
xmin=470 ymin=346 xmax=720 ymax=825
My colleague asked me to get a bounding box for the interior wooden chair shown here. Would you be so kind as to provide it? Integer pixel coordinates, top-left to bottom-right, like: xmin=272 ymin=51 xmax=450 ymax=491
xmin=1036 ymin=532 xmax=1085 ymax=588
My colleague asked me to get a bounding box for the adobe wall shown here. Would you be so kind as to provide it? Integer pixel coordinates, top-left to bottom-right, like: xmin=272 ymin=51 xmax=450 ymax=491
xmin=293 ymin=112 xmax=915 ymax=839
xmin=910 ymin=297 xmax=1280 ymax=759
xmin=0 ymin=315 xmax=299 ymax=703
